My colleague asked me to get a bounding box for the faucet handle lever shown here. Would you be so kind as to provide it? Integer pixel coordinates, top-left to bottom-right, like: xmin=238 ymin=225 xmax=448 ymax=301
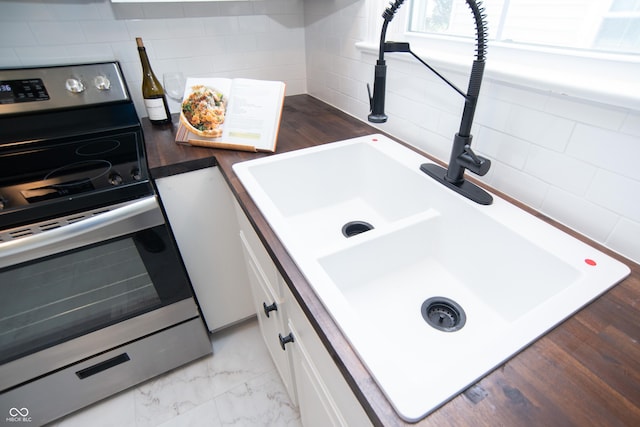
xmin=367 ymin=83 xmax=373 ymax=110
xmin=459 ymin=144 xmax=491 ymax=176
xmin=463 ymin=144 xmax=481 ymax=163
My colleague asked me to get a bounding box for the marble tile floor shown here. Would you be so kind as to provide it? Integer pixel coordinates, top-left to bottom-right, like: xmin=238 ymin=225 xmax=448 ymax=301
xmin=47 ymin=318 xmax=302 ymax=427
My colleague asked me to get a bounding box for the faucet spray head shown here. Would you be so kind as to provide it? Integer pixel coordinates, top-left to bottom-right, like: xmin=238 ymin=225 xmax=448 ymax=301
xmin=367 ymin=1 xmax=407 ymax=123
xmin=367 ymin=60 xmax=388 ymax=123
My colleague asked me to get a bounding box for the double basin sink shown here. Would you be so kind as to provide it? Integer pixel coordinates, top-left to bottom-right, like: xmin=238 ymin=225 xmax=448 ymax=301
xmin=233 ymin=134 xmax=630 ymax=421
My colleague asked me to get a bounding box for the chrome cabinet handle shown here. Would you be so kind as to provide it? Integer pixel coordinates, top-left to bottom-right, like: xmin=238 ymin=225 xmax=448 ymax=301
xmin=279 ymin=333 xmax=294 ymax=350
xmin=263 ymin=302 xmax=278 ymax=318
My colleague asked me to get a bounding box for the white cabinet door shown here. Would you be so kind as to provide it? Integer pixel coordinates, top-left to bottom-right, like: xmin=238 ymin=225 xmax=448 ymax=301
xmin=239 ymin=230 xmax=296 ymax=403
xmin=234 ymin=198 xmax=372 ymax=427
xmin=288 ymin=320 xmax=346 ymax=427
xmin=155 ymin=167 xmax=254 ymax=331
xmin=285 ymin=285 xmax=373 ymax=427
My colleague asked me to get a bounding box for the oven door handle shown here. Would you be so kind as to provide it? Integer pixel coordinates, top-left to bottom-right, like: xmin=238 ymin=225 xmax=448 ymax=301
xmin=0 ymin=196 xmax=165 ymax=269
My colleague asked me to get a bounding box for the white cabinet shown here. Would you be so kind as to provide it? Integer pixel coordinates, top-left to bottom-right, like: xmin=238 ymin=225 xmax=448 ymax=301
xmin=235 ymin=204 xmax=372 ymax=427
xmin=237 ymin=205 xmax=296 ymax=402
xmin=155 ymin=167 xmax=254 ymax=331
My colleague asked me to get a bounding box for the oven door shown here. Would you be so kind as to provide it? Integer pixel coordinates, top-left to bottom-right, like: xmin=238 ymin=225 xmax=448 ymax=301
xmin=0 ymin=195 xmax=201 ymax=391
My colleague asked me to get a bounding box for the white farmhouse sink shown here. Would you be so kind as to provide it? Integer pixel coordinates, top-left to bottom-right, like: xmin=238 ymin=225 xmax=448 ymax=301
xmin=233 ymin=134 xmax=630 ymax=421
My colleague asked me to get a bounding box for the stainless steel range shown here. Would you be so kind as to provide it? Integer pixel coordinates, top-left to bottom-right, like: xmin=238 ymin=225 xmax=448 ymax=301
xmin=0 ymin=62 xmax=211 ymax=425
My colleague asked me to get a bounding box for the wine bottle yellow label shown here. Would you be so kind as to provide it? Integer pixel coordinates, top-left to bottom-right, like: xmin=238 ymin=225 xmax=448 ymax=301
xmin=144 ymin=98 xmax=168 ymax=120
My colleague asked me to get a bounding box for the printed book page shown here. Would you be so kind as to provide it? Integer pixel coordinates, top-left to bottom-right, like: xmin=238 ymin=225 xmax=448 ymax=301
xmin=177 ymin=77 xmax=285 ymax=152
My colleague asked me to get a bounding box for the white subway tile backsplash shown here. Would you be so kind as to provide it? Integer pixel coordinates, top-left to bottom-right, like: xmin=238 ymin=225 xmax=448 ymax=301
xmin=111 ymin=41 xmax=142 ymax=63
xmin=482 ymin=80 xmax=549 ymax=111
xmin=487 ymin=163 xmax=549 ymax=209
xmin=587 ymin=170 xmax=640 ymax=222
xmin=621 ymin=111 xmax=640 ymax=137
xmin=218 ymin=2 xmax=254 ymax=17
xmin=525 ymin=146 xmax=596 ymax=195
xmin=267 ymin=13 xmax=304 ymax=32
xmin=166 ymin=18 xmax=206 ymax=39
xmin=542 ymin=187 xmax=619 ymax=244
xmin=182 ymin=2 xmax=221 ymax=18
xmin=410 ymin=128 xmax=452 ymax=162
xmin=203 ymin=16 xmax=240 ymax=36
xmin=338 ymin=75 xmax=361 ymax=100
xmin=156 ymin=37 xmax=227 ymax=59
xmin=81 ymin=20 xmax=130 ymax=43
xmin=567 ymin=124 xmax=640 ymax=181
xmin=0 ymin=48 xmax=20 ymax=68
xmin=141 ymin=2 xmax=184 ymax=19
xmin=239 ymin=15 xmax=269 ymax=33
xmin=436 ymin=110 xmax=462 ymax=139
xmin=47 ymin=1 xmax=104 ymax=21
xmin=226 ymin=33 xmax=258 ymax=53
xmin=14 ymin=45 xmax=70 ymax=66
xmin=0 ymin=22 xmax=37 ymax=48
xmin=176 ymin=56 xmax=215 ymax=76
xmin=30 ymin=21 xmax=85 ymax=45
xmin=506 ymin=105 xmax=574 ymax=152
xmin=254 ymin=0 xmax=304 ymax=15
xmin=607 ymin=219 xmax=640 ymax=263
xmin=475 ymin=127 xmax=530 ymax=170
xmin=111 ymin=3 xmax=145 ymax=20
xmin=256 ymin=28 xmax=305 ymax=50
xmin=65 ymin=43 xmax=116 ymax=63
xmin=125 ymin=19 xmax=171 ymax=41
xmin=544 ymin=95 xmax=627 ymax=130
xmin=475 ymin=97 xmax=511 ymax=132
xmin=0 ymin=1 xmax=54 ymax=21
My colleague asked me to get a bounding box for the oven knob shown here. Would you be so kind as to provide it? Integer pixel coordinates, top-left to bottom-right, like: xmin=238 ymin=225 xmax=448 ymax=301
xmin=94 ymin=75 xmax=111 ymax=91
xmin=108 ymin=173 xmax=123 ymax=186
xmin=131 ymin=167 xmax=142 ymax=181
xmin=65 ymin=78 xmax=85 ymax=93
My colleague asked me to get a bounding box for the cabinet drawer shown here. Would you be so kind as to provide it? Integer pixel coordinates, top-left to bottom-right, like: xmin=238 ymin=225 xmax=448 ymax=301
xmin=0 ymin=319 xmax=210 ymax=426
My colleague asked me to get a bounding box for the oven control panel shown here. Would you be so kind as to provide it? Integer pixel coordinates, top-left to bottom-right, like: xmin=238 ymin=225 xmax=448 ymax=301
xmin=0 ymin=62 xmax=129 ymax=115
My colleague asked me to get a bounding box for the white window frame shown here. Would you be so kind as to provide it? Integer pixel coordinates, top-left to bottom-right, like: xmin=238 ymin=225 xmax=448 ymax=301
xmin=358 ymin=0 xmax=640 ymax=110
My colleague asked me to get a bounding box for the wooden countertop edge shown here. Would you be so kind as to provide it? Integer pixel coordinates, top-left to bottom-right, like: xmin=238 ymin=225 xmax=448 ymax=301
xmin=144 ymin=95 xmax=640 ymax=426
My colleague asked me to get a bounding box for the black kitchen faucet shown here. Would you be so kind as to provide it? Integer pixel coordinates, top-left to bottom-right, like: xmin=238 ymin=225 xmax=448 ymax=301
xmin=367 ymin=0 xmax=493 ymax=205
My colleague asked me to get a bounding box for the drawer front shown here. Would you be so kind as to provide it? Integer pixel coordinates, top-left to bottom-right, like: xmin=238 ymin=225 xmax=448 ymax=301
xmin=0 ymin=318 xmax=211 ymax=426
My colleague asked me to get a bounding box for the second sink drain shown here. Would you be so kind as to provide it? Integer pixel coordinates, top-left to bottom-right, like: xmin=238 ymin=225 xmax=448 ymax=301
xmin=421 ymin=297 xmax=466 ymax=332
xmin=342 ymin=221 xmax=374 ymax=238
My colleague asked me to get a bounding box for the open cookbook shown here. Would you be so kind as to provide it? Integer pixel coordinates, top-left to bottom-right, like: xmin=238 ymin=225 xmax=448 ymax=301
xmin=176 ymin=77 xmax=286 ymax=152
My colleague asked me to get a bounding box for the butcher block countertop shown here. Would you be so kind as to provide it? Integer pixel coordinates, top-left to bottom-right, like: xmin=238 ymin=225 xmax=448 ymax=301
xmin=143 ymin=94 xmax=640 ymax=426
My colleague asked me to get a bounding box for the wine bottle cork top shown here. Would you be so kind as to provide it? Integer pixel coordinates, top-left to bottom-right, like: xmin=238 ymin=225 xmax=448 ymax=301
xmin=136 ymin=38 xmax=144 ymax=47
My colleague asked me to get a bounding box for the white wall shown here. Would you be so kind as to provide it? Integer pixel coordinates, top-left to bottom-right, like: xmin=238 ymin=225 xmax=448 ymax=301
xmin=0 ymin=0 xmax=307 ymax=116
xmin=304 ymin=0 xmax=640 ymax=264
xmin=1 ymin=0 xmax=638 ymax=265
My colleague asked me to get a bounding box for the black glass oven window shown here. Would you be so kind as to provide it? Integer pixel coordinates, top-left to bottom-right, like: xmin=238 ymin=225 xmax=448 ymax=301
xmin=0 ymin=224 xmax=191 ymax=365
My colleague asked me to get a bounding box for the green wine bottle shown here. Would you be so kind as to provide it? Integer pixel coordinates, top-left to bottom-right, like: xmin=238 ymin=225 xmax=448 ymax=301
xmin=136 ymin=37 xmax=171 ymax=125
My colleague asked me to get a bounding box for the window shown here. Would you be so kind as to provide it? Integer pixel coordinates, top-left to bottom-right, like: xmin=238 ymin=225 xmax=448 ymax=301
xmin=365 ymin=0 xmax=640 ymax=109
xmin=407 ymin=0 xmax=640 ymax=55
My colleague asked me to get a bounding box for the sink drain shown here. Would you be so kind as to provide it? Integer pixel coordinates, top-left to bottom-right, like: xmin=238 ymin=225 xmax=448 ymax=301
xmin=342 ymin=221 xmax=374 ymax=238
xmin=421 ymin=297 xmax=466 ymax=332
